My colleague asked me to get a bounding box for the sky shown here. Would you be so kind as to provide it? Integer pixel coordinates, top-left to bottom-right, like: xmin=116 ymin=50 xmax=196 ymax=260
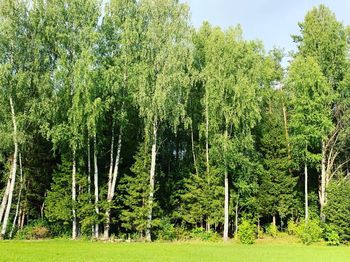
xmin=183 ymin=0 xmax=350 ymax=54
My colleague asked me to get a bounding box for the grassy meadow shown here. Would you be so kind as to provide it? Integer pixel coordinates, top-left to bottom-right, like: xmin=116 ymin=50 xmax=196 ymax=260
xmin=1 ymin=237 xmax=350 ymax=262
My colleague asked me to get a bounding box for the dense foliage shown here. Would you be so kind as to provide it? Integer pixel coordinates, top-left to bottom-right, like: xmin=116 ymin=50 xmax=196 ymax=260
xmin=1 ymin=1 xmax=350 ymax=244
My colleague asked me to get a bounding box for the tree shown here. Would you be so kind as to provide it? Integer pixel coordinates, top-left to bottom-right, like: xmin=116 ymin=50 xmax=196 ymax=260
xmin=286 ymin=56 xmax=333 ymax=221
xmin=257 ymin=91 xmax=298 ymax=226
xmin=324 ymin=178 xmax=350 ymax=242
xmin=134 ymin=0 xmax=193 ymax=241
xmin=203 ymin=26 xmax=263 ymax=240
xmin=37 ymin=0 xmax=100 ymax=239
xmin=292 ymin=5 xmax=349 ymax=220
xmin=98 ymin=0 xmax=139 ymax=239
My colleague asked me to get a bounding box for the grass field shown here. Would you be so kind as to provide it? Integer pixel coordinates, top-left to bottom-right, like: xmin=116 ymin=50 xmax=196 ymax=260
xmin=1 ymin=238 xmax=350 ymax=262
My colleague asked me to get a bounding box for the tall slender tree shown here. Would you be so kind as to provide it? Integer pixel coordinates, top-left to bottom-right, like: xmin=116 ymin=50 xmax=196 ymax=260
xmin=135 ymin=0 xmax=193 ymax=241
xmin=286 ymin=56 xmax=333 ymax=221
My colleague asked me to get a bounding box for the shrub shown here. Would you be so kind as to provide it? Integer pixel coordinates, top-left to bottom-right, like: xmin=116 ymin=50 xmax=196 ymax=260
xmin=323 ymin=224 xmax=340 ymax=246
xmin=266 ymin=223 xmax=278 ymax=238
xmin=257 ymin=227 xmax=264 ymax=239
xmin=156 ymin=218 xmax=176 ymax=241
xmin=190 ymin=228 xmax=220 ymax=241
xmin=326 ymin=230 xmax=340 ymax=246
xmin=174 ymin=226 xmax=190 ymax=240
xmin=324 ymin=180 xmax=350 ymax=242
xmin=15 ymin=220 xmax=51 ymax=240
xmin=287 ymin=219 xmax=298 ymax=235
xmin=238 ymin=220 xmax=256 ymax=244
xmin=296 ymin=220 xmax=323 ymax=245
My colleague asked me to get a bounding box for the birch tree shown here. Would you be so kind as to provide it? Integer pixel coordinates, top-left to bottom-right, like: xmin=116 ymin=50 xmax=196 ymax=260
xmin=98 ymin=0 xmax=139 ymax=239
xmin=38 ymin=0 xmax=100 ymax=239
xmin=135 ymin=0 xmax=193 ymax=241
xmin=292 ymin=5 xmax=348 ymax=220
xmin=286 ymin=56 xmax=333 ymax=221
xmin=203 ymin=26 xmax=262 ymax=240
xmin=0 ymin=0 xmax=31 ymax=239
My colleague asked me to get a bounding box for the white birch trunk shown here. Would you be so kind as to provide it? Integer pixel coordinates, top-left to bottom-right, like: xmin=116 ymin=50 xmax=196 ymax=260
xmin=320 ymin=141 xmax=326 ymax=222
xmin=104 ymin=127 xmax=122 ymax=240
xmin=1 ymin=97 xmax=18 ymax=239
xmin=205 ymin=99 xmax=210 ymax=178
xmin=72 ymin=151 xmax=77 ymax=240
xmin=0 ymin=174 xmax=11 ymax=225
xmin=223 ymin=169 xmax=229 ymax=241
xmin=87 ymin=139 xmax=93 ymax=236
xmin=93 ymin=135 xmax=99 ymax=238
xmin=305 ymin=162 xmax=309 ymax=222
xmin=9 ymin=153 xmax=24 ymax=238
xmin=146 ymin=120 xmax=157 ymax=242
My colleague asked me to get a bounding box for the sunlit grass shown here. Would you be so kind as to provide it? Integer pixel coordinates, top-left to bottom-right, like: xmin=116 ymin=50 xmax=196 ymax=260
xmin=0 ymin=235 xmax=349 ymax=262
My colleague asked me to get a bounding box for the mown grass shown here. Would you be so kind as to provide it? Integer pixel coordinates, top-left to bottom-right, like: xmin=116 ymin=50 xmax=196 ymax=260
xmin=0 ymin=236 xmax=349 ymax=262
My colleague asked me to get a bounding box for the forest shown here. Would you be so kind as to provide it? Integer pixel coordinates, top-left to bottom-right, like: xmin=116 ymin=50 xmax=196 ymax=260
xmin=0 ymin=0 xmax=350 ymax=245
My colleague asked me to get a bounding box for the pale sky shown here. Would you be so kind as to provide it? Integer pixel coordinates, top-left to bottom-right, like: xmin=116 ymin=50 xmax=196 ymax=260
xmin=183 ymin=0 xmax=350 ymax=53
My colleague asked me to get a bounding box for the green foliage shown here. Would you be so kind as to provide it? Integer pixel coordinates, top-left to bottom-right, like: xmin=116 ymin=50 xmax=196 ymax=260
xmin=266 ymin=223 xmax=278 ymax=238
xmin=324 ymin=179 xmax=350 ymax=242
xmin=287 ymin=220 xmax=298 ymax=235
xmin=293 ymin=5 xmax=347 ymax=86
xmin=189 ymin=228 xmax=220 ymax=242
xmin=238 ymin=220 xmax=256 ymax=244
xmin=156 ymin=218 xmax=176 ymax=241
xmin=287 ymin=55 xmax=333 ymax=164
xmin=296 ymin=220 xmax=323 ymax=245
xmin=1 ymin=0 xmax=350 ymax=244
xmin=119 ymin=145 xmax=153 ymax=236
xmin=45 ymin=160 xmax=73 ymax=224
xmin=15 ymin=220 xmax=50 ymax=240
xmin=179 ymin=166 xmax=223 ymax=228
xmin=257 ymin=227 xmax=264 ymax=239
xmin=257 ymin=92 xmax=298 ymax=221
xmin=324 ymin=227 xmax=340 ymax=246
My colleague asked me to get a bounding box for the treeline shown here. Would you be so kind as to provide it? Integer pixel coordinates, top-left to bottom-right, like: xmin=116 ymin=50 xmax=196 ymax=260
xmin=1 ymin=0 xmax=350 ymax=243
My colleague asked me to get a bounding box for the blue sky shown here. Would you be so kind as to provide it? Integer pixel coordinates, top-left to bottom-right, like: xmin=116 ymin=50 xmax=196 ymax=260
xmin=183 ymin=0 xmax=350 ymax=53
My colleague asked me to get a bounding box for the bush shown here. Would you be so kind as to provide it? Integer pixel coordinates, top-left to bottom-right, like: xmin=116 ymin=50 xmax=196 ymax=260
xmin=257 ymin=227 xmax=264 ymax=239
xmin=15 ymin=220 xmax=51 ymax=240
xmin=190 ymin=228 xmax=220 ymax=241
xmin=156 ymin=218 xmax=176 ymax=241
xmin=174 ymin=226 xmax=190 ymax=240
xmin=287 ymin=219 xmax=298 ymax=235
xmin=324 ymin=180 xmax=350 ymax=242
xmin=296 ymin=220 xmax=323 ymax=245
xmin=266 ymin=223 xmax=278 ymax=238
xmin=238 ymin=220 xmax=256 ymax=244
xmin=326 ymin=231 xmax=340 ymax=246
xmin=323 ymin=225 xmax=340 ymax=246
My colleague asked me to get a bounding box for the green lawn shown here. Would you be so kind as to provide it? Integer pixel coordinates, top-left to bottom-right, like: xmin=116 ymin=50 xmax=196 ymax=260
xmin=0 ymin=239 xmax=349 ymax=262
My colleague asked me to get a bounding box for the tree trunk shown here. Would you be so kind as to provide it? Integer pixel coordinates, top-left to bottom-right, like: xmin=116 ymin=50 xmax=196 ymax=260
xmin=93 ymin=135 xmax=99 ymax=238
xmin=20 ymin=209 xmax=25 ymax=230
xmin=190 ymin=125 xmax=199 ymax=176
xmin=104 ymin=127 xmax=122 ymax=240
xmin=223 ymin=168 xmax=229 ymax=241
xmin=205 ymin=99 xmax=210 ymax=179
xmin=146 ymin=120 xmax=157 ymax=242
xmin=72 ymin=151 xmax=77 ymax=240
xmin=282 ymin=104 xmax=291 ymax=159
xmin=1 ymin=97 xmax=18 ymax=239
xmin=320 ymin=141 xmax=326 ymax=222
xmin=305 ymin=162 xmax=309 ymax=222
xmin=9 ymin=153 xmax=24 ymax=239
xmin=234 ymin=194 xmax=239 ymax=238
xmin=87 ymin=139 xmax=93 ymax=236
xmin=0 ymin=174 xmax=11 ymax=225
